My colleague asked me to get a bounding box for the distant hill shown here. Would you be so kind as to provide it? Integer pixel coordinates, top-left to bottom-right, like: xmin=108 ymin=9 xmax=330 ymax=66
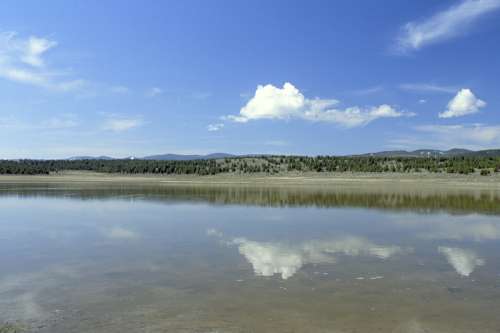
xmin=359 ymin=149 xmax=500 ymax=158
xmin=468 ymin=149 xmax=500 ymax=157
xmin=68 ymin=153 xmax=236 ymax=161
xmin=66 ymin=149 xmax=500 ymax=161
xmin=142 ymin=153 xmax=235 ymax=160
xmin=68 ymin=156 xmax=115 ymax=160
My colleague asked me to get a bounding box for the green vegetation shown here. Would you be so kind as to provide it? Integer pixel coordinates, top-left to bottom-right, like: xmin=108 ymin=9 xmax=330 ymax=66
xmin=1 ymin=155 xmax=500 ymax=176
xmin=0 ymin=323 xmax=24 ymax=333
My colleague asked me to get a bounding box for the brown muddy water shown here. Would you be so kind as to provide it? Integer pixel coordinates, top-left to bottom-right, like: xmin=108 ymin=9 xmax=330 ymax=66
xmin=1 ymin=182 xmax=500 ymax=332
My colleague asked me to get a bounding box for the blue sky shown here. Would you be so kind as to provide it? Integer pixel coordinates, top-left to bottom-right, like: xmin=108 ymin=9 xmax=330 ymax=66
xmin=1 ymin=0 xmax=499 ymax=158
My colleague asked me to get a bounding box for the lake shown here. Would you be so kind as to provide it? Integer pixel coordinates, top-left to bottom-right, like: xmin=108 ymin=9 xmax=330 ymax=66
xmin=1 ymin=182 xmax=500 ymax=332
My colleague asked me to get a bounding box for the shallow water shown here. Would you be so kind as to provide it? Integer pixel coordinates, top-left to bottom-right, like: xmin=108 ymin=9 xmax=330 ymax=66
xmin=1 ymin=183 xmax=500 ymax=332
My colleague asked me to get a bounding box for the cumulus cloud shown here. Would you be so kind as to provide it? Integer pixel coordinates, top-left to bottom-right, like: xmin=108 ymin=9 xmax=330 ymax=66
xmin=0 ymin=31 xmax=85 ymax=91
xmin=225 ymin=83 xmax=410 ymax=127
xmin=396 ymin=0 xmax=500 ymax=52
xmin=438 ymin=246 xmax=484 ymax=277
xmin=215 ymin=233 xmax=405 ymax=279
xmin=207 ymin=123 xmax=224 ymax=132
xmin=439 ymin=88 xmax=486 ymax=118
xmin=102 ymin=115 xmax=145 ymax=132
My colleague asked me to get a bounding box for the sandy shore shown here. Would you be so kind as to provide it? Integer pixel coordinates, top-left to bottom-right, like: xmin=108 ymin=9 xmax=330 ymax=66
xmin=0 ymin=171 xmax=499 ymax=190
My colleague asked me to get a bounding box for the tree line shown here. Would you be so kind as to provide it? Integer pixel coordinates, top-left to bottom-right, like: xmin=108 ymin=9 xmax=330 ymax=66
xmin=1 ymin=155 xmax=500 ymax=176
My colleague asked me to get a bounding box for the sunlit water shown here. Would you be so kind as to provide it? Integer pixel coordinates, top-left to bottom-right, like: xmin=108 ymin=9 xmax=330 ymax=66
xmin=1 ymin=183 xmax=500 ymax=332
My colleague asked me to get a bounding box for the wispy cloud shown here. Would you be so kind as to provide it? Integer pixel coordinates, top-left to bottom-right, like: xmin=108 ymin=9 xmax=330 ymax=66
xmin=388 ymin=213 xmax=500 ymax=242
xmin=439 ymin=88 xmax=486 ymax=118
xmin=0 ymin=31 xmax=86 ymax=91
xmin=207 ymin=123 xmax=224 ymax=132
xmin=350 ymin=86 xmax=384 ymax=95
xmin=191 ymin=92 xmax=212 ymax=100
xmin=417 ymin=124 xmax=500 ymax=143
xmin=146 ymin=87 xmax=163 ymax=97
xmin=396 ymin=0 xmax=500 ymax=52
xmin=110 ymin=85 xmax=130 ymax=94
xmin=225 ymin=82 xmax=412 ymax=128
xmin=389 ymin=123 xmax=500 ymax=150
xmin=0 ymin=114 xmax=78 ymax=131
xmin=399 ymin=83 xmax=457 ymax=94
xmin=102 ymin=115 xmax=145 ymax=132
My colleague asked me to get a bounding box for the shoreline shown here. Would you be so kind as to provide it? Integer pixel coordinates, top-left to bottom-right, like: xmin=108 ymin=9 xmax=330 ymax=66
xmin=0 ymin=171 xmax=499 ymax=190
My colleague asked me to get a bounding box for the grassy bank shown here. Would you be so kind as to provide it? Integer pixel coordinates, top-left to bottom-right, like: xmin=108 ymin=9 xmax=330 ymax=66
xmin=0 ymin=171 xmax=499 ymax=190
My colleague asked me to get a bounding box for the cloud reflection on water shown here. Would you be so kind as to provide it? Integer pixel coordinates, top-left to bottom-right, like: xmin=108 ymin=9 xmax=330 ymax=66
xmin=103 ymin=226 xmax=139 ymax=240
xmin=438 ymin=246 xmax=485 ymax=277
xmin=209 ymin=230 xmax=406 ymax=279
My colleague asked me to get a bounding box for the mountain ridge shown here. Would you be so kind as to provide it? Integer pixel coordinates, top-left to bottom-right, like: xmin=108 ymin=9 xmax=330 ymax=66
xmin=67 ymin=149 xmax=500 ymax=160
xmin=357 ymin=148 xmax=500 ymax=157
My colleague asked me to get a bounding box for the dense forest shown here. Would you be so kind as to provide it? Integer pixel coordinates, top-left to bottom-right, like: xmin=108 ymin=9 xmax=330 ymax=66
xmin=1 ymin=155 xmax=500 ymax=176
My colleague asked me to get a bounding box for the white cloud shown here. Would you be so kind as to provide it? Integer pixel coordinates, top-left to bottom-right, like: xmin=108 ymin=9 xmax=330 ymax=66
xmin=396 ymin=0 xmax=500 ymax=52
xmin=0 ymin=31 xmax=85 ymax=92
xmin=418 ymin=124 xmax=500 ymax=144
xmin=227 ymin=235 xmax=405 ymax=280
xmin=207 ymin=123 xmax=224 ymax=132
xmin=419 ymin=99 xmax=427 ymax=104
xmin=390 ymin=123 xmax=500 ymax=150
xmin=438 ymin=247 xmax=484 ymax=277
xmin=56 ymin=79 xmax=86 ymax=92
xmin=146 ymin=87 xmax=163 ymax=97
xmin=399 ymin=83 xmax=457 ymax=94
xmin=439 ymin=88 xmax=486 ymax=118
xmin=102 ymin=116 xmax=145 ymax=132
xmin=225 ymin=82 xmax=410 ymax=128
xmin=0 ymin=114 xmax=78 ymax=130
xmin=228 ymin=82 xmax=314 ymax=122
xmin=305 ymin=104 xmax=411 ymax=128
xmin=21 ymin=36 xmax=57 ymax=67
xmin=40 ymin=115 xmax=78 ymax=129
xmin=351 ymin=86 xmax=384 ymax=95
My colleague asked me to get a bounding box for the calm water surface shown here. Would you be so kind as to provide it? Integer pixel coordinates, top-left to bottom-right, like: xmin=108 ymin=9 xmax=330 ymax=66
xmin=1 ymin=183 xmax=500 ymax=332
